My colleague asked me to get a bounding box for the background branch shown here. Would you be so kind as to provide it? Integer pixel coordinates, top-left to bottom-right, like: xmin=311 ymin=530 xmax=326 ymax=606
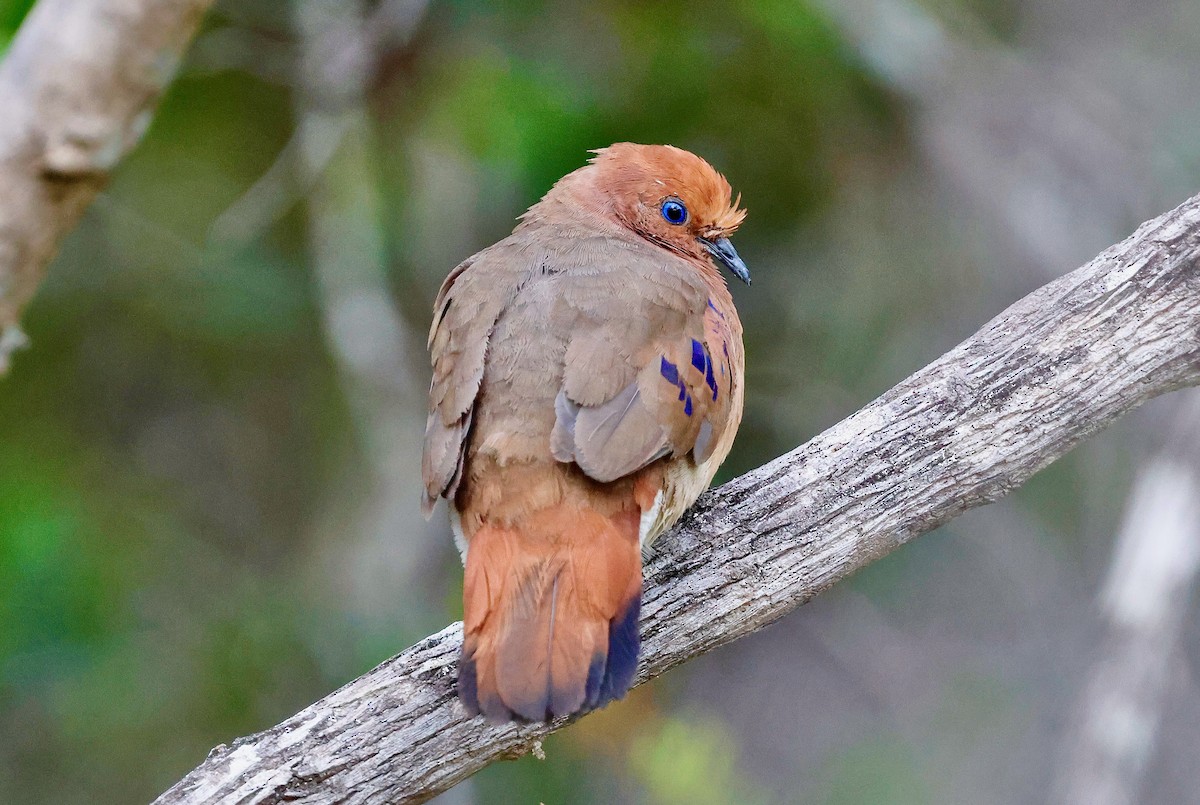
xmin=156 ymin=191 xmax=1200 ymax=803
xmin=1050 ymin=395 xmax=1200 ymax=805
xmin=0 ymin=0 xmax=214 ymax=373
xmin=291 ymin=0 xmax=449 ymax=651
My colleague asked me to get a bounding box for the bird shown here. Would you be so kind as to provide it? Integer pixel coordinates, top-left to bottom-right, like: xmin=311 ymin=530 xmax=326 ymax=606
xmin=422 ymin=142 xmax=748 ymax=722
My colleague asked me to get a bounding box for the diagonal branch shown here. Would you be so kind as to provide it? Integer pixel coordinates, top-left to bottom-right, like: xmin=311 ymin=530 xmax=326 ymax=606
xmin=0 ymin=0 xmax=215 ymax=373
xmin=156 ymin=193 xmax=1200 ymax=804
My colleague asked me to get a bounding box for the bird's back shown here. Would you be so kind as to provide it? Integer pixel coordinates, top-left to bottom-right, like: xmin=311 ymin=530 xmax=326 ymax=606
xmin=466 ymin=218 xmax=713 ymax=472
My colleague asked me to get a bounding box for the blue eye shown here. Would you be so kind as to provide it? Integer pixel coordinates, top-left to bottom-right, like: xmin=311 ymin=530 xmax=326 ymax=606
xmin=661 ymin=198 xmax=688 ymax=225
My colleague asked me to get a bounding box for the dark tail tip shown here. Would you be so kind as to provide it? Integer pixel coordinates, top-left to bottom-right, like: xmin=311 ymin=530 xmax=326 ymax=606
xmin=458 ymin=645 xmax=524 ymax=721
xmin=595 ymin=595 xmax=640 ymax=708
xmin=457 ymin=650 xmax=480 ymax=716
xmin=457 ymin=595 xmax=643 ymax=722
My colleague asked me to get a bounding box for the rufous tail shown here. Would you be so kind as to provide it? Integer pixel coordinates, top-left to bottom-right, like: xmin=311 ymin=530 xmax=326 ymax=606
xmin=458 ymin=507 xmax=642 ymax=722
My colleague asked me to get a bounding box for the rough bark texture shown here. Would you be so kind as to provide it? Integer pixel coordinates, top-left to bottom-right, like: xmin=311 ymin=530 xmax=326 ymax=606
xmin=0 ymin=0 xmax=214 ymax=372
xmin=154 ymin=191 xmax=1200 ymax=804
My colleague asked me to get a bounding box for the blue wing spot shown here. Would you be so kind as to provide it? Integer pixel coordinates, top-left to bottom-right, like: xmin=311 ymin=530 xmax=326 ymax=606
xmin=662 ymin=351 xmax=702 ymax=414
xmin=660 ymin=357 xmax=679 ymax=385
xmin=707 ymin=298 xmax=726 ymax=320
xmin=706 ymin=359 xmax=718 ymax=401
xmin=664 ymin=355 xmax=687 ymax=400
xmin=691 ymin=339 xmax=706 ymax=372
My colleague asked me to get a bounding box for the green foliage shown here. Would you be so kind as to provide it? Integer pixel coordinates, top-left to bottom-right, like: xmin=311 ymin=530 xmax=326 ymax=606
xmin=0 ymin=440 xmax=121 ymax=677
xmin=0 ymin=0 xmax=34 ymax=50
xmin=630 ymin=715 xmax=769 ymax=805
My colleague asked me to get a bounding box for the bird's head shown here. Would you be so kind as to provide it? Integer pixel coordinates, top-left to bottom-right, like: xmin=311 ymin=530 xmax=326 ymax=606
xmin=581 ymin=143 xmax=751 ymax=285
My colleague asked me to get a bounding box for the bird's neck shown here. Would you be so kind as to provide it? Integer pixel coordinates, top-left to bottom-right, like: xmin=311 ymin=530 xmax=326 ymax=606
xmin=519 ymin=169 xmax=618 ymax=231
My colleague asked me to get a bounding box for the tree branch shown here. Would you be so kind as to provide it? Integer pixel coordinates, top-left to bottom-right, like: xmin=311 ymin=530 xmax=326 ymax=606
xmin=156 ymin=193 xmax=1200 ymax=804
xmin=0 ymin=0 xmax=214 ymax=373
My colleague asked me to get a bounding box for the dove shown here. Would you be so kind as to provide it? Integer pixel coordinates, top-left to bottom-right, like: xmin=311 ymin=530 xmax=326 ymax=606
xmin=423 ymin=143 xmax=748 ymax=722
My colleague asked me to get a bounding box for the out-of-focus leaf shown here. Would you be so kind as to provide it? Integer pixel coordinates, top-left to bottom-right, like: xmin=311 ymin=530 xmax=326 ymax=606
xmin=630 ymin=715 xmax=768 ymax=805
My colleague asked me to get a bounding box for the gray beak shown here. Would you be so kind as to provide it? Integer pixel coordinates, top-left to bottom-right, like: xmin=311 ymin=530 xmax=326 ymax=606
xmin=700 ymin=236 xmax=751 ymax=285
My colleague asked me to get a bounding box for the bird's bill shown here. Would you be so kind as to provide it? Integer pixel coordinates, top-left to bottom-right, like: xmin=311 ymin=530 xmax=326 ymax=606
xmin=700 ymin=236 xmax=751 ymax=285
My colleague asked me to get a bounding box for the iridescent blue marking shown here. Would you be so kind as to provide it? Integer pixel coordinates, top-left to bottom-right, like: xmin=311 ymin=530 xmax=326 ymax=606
xmin=662 ymin=351 xmax=700 ymax=414
xmin=691 ymin=339 xmax=706 ymax=372
xmin=660 ymin=356 xmax=679 ymax=385
xmin=707 ymin=298 xmax=726 ymax=320
xmin=706 ymin=359 xmax=717 ymax=400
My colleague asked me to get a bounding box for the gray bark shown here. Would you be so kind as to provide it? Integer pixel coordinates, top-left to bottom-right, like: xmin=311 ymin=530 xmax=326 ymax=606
xmin=0 ymin=0 xmax=214 ymax=372
xmin=156 ymin=193 xmax=1200 ymax=804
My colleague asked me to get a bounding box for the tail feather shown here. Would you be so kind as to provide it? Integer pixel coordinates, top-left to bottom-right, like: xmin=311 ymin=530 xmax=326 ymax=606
xmin=598 ymin=593 xmax=640 ymax=706
xmin=458 ymin=508 xmax=642 ymax=721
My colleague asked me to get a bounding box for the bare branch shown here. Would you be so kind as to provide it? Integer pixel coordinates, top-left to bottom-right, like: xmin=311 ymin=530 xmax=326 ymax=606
xmin=206 ymin=0 xmax=427 ymax=244
xmin=154 ymin=188 xmax=1200 ymax=803
xmin=292 ymin=0 xmax=442 ymax=618
xmin=0 ymin=0 xmax=214 ymax=372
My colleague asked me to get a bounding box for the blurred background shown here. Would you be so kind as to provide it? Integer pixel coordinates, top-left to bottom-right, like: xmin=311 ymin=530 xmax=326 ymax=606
xmin=2 ymin=0 xmax=1199 ymax=802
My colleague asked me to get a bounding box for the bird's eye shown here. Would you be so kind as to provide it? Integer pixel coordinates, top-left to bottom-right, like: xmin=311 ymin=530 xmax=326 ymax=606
xmin=660 ymin=198 xmax=688 ymax=225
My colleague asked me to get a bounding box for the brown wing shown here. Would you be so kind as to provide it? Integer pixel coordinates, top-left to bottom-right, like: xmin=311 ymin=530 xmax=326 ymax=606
xmin=422 ymin=243 xmax=527 ymax=515
xmin=424 ymin=225 xmax=741 ymax=509
xmin=549 ymin=259 xmax=741 ymax=483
